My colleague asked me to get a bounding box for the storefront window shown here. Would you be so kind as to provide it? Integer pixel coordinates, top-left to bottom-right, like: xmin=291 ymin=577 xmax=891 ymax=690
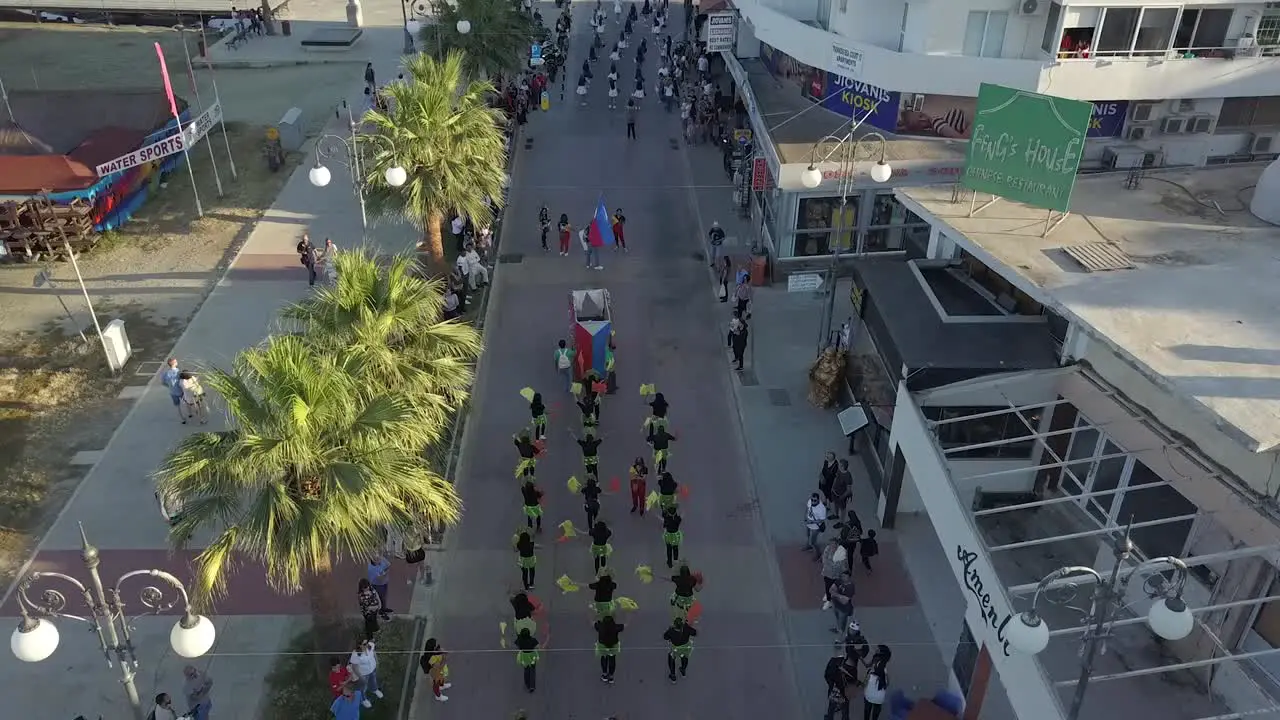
xmin=863 ymin=193 xmax=929 ymax=253
xmin=796 ymin=196 xmax=858 ymax=257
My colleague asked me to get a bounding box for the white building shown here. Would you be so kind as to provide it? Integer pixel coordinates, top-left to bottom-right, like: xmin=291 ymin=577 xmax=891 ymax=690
xmin=839 ymin=163 xmax=1280 ymax=719
xmin=720 ymin=0 xmax=1280 ymax=268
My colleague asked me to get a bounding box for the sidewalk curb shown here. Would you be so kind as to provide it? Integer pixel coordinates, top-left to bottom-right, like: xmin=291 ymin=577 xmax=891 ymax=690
xmin=399 ymin=124 xmax=523 ymax=720
xmin=676 ymin=128 xmax=812 ymax=717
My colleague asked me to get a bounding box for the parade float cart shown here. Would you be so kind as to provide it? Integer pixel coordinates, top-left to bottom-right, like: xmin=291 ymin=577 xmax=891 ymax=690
xmin=569 ymin=288 xmax=612 ymax=381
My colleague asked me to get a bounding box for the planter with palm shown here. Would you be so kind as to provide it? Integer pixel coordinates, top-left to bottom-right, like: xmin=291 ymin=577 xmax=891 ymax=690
xmin=424 ymin=0 xmax=538 ymax=77
xmin=153 ymin=332 xmax=463 ymax=656
xmin=361 ymin=52 xmax=509 ymax=266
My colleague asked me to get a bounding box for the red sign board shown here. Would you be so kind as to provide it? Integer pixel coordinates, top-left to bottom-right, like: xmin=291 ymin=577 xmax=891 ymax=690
xmin=751 ymin=157 xmax=769 ymax=191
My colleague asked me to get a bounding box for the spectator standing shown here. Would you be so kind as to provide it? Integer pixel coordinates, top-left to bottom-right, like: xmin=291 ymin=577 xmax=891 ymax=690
xmin=803 ymin=492 xmax=828 ymax=560
xmin=350 ymin=638 xmax=383 ymax=708
xmin=181 ymin=665 xmax=213 ymax=720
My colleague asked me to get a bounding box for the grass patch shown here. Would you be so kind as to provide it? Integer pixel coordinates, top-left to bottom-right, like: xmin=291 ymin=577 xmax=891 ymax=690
xmin=261 ymin=618 xmax=418 ymax=720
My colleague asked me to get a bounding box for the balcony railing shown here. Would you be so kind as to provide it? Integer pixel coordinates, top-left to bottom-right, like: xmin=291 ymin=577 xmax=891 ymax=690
xmin=1057 ymin=44 xmax=1280 ymax=61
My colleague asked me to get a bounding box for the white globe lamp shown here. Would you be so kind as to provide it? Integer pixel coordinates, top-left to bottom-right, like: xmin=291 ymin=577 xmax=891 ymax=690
xmin=800 ymin=164 xmax=822 ymax=189
xmin=1006 ymin=612 xmax=1051 ymax=655
xmin=170 ymin=613 xmax=217 ymax=658
xmin=384 ymin=165 xmax=408 ymax=187
xmin=309 ymin=164 xmax=332 ymax=188
xmin=870 ymin=160 xmax=893 ymax=183
xmin=405 ymin=19 xmax=421 ymax=35
xmin=456 ymin=19 xmax=471 ymax=34
xmin=1147 ymin=597 xmax=1194 ymax=641
xmin=11 ymin=617 xmax=60 ymax=663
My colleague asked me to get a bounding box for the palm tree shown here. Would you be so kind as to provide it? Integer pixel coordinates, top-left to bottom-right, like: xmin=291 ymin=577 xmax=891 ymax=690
xmin=153 ymin=334 xmax=463 ymax=619
xmin=424 ymin=0 xmax=537 ymax=78
xmin=282 ymin=249 xmax=483 ymax=437
xmin=362 ymin=52 xmax=509 ymax=265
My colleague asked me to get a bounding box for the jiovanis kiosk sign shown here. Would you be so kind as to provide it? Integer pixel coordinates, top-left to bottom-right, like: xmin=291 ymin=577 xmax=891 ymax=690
xmin=961 ymin=84 xmax=1091 ymax=213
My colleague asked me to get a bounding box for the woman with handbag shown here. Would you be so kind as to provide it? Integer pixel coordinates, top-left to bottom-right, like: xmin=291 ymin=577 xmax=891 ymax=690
xmin=716 ymin=256 xmax=731 ymax=302
xmin=862 ymin=645 xmax=892 ymax=720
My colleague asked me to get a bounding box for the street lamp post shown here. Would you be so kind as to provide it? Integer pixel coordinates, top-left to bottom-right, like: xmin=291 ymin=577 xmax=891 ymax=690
xmin=404 ymin=0 xmax=470 ymax=58
xmin=800 ymin=131 xmax=893 ymax=350
xmin=1004 ymin=523 xmax=1196 ymax=720
xmin=10 ymin=524 xmax=217 ymax=720
xmin=307 ymin=103 xmax=408 ymax=232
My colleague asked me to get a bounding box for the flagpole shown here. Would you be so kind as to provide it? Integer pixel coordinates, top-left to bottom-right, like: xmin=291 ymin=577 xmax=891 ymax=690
xmin=204 ymin=58 xmax=238 ymax=179
xmin=176 ymin=25 xmax=224 ymax=197
xmin=155 ymin=42 xmax=204 ymax=218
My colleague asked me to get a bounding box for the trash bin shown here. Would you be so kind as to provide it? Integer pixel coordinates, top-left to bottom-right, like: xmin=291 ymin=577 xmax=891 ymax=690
xmin=749 ymin=254 xmax=768 ymax=287
xmin=281 ymin=19 xmax=292 ymax=35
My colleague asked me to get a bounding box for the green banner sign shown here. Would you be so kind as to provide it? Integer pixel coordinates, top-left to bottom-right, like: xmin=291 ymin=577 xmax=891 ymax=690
xmin=961 ymin=84 xmax=1092 ymax=213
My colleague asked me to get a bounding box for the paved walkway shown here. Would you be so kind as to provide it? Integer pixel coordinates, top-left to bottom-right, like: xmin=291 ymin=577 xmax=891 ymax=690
xmin=0 ymin=45 xmax=414 ymax=719
xmin=405 ymin=3 xmax=801 ymax=720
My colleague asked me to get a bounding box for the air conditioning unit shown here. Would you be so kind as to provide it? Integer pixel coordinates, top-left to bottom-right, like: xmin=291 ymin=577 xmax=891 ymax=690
xmin=1160 ymin=116 xmax=1187 ymax=134
xmin=1126 ymin=124 xmax=1152 ymax=141
xmin=1187 ymin=115 xmax=1213 ymax=134
xmin=1251 ymin=132 xmax=1278 ymax=154
xmin=1102 ymin=145 xmax=1153 ymax=169
xmin=1171 ymin=99 xmax=1196 ymax=114
xmin=1016 ymin=0 xmax=1047 ymax=16
xmin=1130 ymin=101 xmax=1158 ymax=123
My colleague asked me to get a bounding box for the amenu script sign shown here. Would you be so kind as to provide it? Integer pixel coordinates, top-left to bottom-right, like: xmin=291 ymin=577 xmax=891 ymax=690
xmin=962 ymin=84 xmax=1091 ymax=213
xmin=956 ymin=545 xmax=1013 ymax=657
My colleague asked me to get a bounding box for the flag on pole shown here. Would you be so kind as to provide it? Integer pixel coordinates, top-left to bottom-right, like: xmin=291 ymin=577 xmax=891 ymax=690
xmin=154 ymin=43 xmax=181 ymax=118
xmin=587 ymin=196 xmax=616 ymax=247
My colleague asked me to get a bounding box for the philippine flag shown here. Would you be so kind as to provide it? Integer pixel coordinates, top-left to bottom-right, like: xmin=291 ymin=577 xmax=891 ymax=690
xmin=587 ymin=196 xmax=616 ymax=247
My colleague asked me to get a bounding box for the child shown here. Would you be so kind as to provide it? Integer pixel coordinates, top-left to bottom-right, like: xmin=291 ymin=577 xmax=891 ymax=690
xmin=859 ymin=529 xmax=879 ymax=572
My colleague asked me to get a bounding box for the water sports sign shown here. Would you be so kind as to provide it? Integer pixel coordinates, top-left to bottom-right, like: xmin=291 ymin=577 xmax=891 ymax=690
xmin=94 ymin=102 xmax=222 ymax=177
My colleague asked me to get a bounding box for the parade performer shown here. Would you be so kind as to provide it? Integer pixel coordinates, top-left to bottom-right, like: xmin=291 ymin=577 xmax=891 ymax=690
xmin=521 ymin=479 xmax=544 ymax=533
xmin=514 ymin=429 xmax=542 ymax=478
xmin=589 ymin=42 xmax=599 ymax=63
xmin=629 ymin=457 xmax=649 ymax=515
xmin=588 ymin=566 xmax=618 ymax=619
xmin=621 ymin=17 xmax=633 ymax=47
xmin=607 ymin=78 xmax=619 ymax=109
xmin=514 ymin=627 xmax=540 ymax=692
xmin=656 ymin=470 xmax=680 ymax=513
xmin=669 ymin=561 xmax=702 ymax=619
xmin=664 ymin=616 xmax=698 ymax=682
xmin=569 ymin=427 xmax=604 ymax=474
xmin=648 ymin=425 xmax=677 ymax=472
xmin=582 ymin=473 xmax=603 ymax=528
xmin=594 ymin=615 xmax=625 ymax=683
xmin=608 ymin=61 xmax=619 ymax=81
xmin=628 ymin=3 xmax=638 ymax=22
xmin=661 ymin=506 xmax=683 ymax=568
xmin=577 ymin=74 xmax=589 ymax=99
xmin=644 ymin=391 xmax=669 ymax=434
xmin=589 ymin=519 xmax=614 ymax=573
xmin=632 ymin=77 xmax=646 ymax=99
xmin=609 ymin=42 xmax=621 ymax=62
xmin=582 ymin=58 xmax=593 ymax=81
xmin=614 ymin=0 xmax=622 ymax=18
xmin=605 ymin=342 xmax=617 ymax=394
xmin=511 ymin=591 xmax=538 ymax=637
xmin=513 ymin=529 xmax=538 ymax=590
xmin=642 ymin=0 xmax=652 ymax=16
xmin=528 ymin=391 xmax=547 ymax=440
xmin=577 ymin=387 xmax=600 ymax=429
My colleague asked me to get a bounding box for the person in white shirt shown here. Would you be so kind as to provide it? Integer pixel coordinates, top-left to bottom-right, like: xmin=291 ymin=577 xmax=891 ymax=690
xmin=450 ymin=215 xmax=466 ymax=254
xmin=463 ymin=243 xmax=488 ymax=289
xmin=697 ymin=52 xmax=709 ymax=78
xmin=441 ymin=287 xmax=461 ymax=320
xmin=454 ymin=251 xmax=471 ymax=288
xmin=150 ymin=692 xmax=188 ymax=720
xmin=803 ymin=492 xmax=828 ymax=560
xmin=349 ymin=639 xmax=382 ymax=708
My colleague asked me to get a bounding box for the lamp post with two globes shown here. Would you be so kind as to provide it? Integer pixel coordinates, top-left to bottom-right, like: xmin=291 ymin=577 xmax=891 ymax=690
xmin=1003 ymin=523 xmax=1196 ymax=720
xmin=800 ymin=132 xmax=893 ymax=349
xmin=308 ymin=103 xmax=408 ymax=232
xmin=9 ymin=525 xmax=217 ymax=720
xmin=404 ymin=0 xmax=472 ymax=57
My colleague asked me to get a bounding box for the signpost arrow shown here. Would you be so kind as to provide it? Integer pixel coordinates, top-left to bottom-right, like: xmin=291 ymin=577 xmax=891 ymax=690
xmin=787 ymin=273 xmax=824 ymax=293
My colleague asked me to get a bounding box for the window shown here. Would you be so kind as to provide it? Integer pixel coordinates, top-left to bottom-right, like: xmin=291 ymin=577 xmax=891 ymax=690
xmin=1095 ymin=6 xmax=1179 ymax=56
xmin=1173 ymin=8 xmax=1233 ymax=52
xmin=923 ymin=405 xmax=1043 ymax=460
xmin=1258 ymin=14 xmax=1280 ymax=47
xmin=864 ymin=193 xmax=930 ymax=253
xmin=1117 ymin=461 xmax=1196 ymax=559
xmin=1041 ymin=1 xmax=1064 ymax=55
xmin=1218 ymin=97 xmax=1280 ymax=130
xmin=964 ymin=11 xmax=1008 ymax=58
xmin=795 ymin=196 xmax=858 ymax=257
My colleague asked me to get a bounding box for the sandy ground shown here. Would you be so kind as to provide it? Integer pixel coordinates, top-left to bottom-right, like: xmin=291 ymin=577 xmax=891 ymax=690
xmin=0 ymin=21 xmax=363 ymax=587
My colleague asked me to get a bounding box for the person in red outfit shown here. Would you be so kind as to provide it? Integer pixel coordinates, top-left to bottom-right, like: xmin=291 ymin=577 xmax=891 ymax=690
xmin=629 ymin=457 xmax=649 ymax=515
xmin=612 ymin=208 xmax=627 ymax=251
xmin=328 ymin=656 xmax=351 ymax=697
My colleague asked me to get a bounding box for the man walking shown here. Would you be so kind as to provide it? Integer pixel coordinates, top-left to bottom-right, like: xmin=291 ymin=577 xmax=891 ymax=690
xmin=707 ymin=221 xmax=725 ymax=266
xmin=367 ymin=555 xmax=393 ymax=618
xmin=160 ymin=358 xmax=188 ymax=424
xmin=554 ymin=339 xmax=575 ymax=392
xmin=364 ymin=62 xmax=376 ymax=90
xmin=296 ymin=234 xmax=318 ymax=285
xmin=626 ymin=99 xmax=638 ymax=138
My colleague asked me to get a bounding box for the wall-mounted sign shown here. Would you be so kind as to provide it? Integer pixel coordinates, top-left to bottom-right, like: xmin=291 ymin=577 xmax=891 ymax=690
xmin=706 ymin=12 xmax=737 ymax=53
xmin=1088 ymin=101 xmax=1128 ymax=138
xmin=751 ymin=157 xmax=769 ymax=191
xmin=957 ymin=545 xmax=1013 ymax=657
xmin=831 ymin=41 xmax=863 ymax=78
xmin=820 ymin=74 xmax=899 ymax=133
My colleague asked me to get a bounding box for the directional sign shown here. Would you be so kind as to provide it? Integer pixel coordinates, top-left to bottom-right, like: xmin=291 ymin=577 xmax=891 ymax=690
xmin=787 ymin=272 xmax=824 ymax=293
xmin=94 ymin=102 xmax=221 ymax=177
